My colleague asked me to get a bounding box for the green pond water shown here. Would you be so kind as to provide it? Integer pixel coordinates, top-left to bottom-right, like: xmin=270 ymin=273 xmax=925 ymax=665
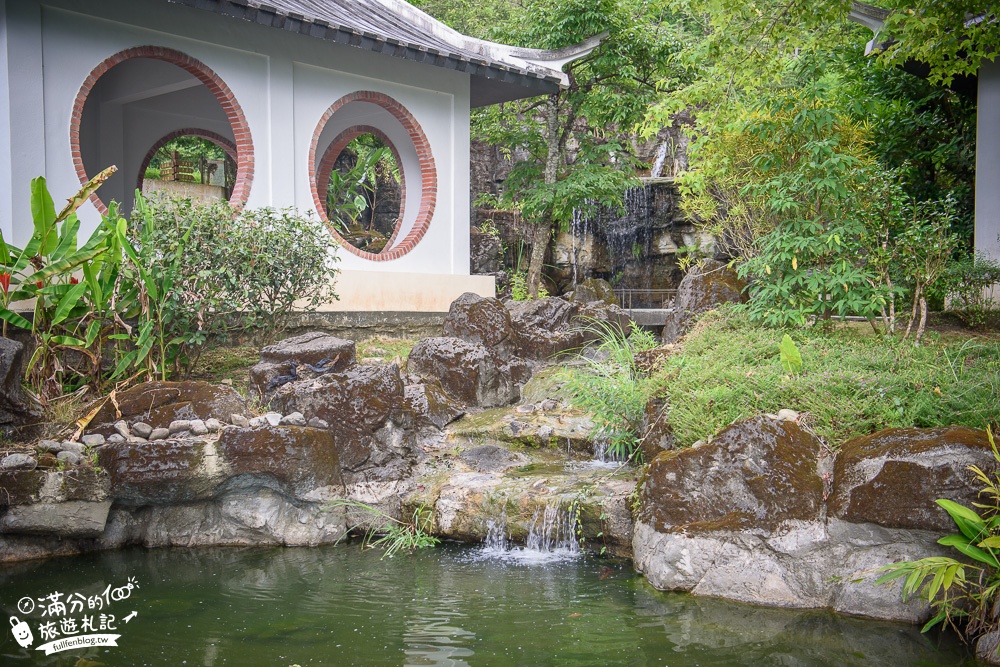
xmin=0 ymin=543 xmax=974 ymax=666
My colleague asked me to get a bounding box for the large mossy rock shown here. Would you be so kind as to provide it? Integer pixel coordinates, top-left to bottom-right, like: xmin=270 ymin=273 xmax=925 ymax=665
xmin=567 ymin=278 xmax=618 ymax=306
xmin=250 ymin=331 xmax=356 ymax=398
xmin=218 ymin=425 xmax=342 ymax=496
xmin=443 ymin=292 xmax=516 ymax=353
xmin=830 ymin=426 xmax=995 ymax=531
xmin=88 ymin=381 xmax=246 ymax=436
xmin=408 ymin=337 xmax=530 ymax=408
xmin=99 ymin=438 xmax=219 ymax=505
xmin=637 ymin=415 xmax=824 ymax=533
xmin=0 ymin=468 xmax=111 ymax=539
xmin=662 ymin=259 xmax=747 ymax=343
xmin=403 ymin=382 xmax=465 ymax=430
xmin=268 ymin=363 xmax=416 ymax=482
xmin=506 ymin=297 xmax=630 ymax=360
xmin=631 ymin=416 xmax=988 ymax=622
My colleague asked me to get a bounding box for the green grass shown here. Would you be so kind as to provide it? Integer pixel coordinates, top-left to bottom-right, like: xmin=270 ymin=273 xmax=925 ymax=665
xmin=655 ymin=305 xmax=1000 ymax=448
xmin=185 ymin=345 xmax=260 ymax=390
xmin=356 ymin=336 xmax=415 ymax=361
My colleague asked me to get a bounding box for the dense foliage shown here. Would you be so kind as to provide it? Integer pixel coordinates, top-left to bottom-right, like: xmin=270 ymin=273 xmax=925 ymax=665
xmin=0 ymin=175 xmax=339 ymax=401
xmin=472 ymin=0 xmax=681 ymax=297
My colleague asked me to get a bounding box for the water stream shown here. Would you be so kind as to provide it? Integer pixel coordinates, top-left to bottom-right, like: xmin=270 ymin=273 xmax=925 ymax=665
xmin=0 ymin=545 xmax=974 ymax=666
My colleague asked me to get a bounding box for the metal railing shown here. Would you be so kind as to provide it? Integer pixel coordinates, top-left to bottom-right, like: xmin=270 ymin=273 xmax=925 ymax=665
xmin=613 ymin=288 xmax=677 ymax=310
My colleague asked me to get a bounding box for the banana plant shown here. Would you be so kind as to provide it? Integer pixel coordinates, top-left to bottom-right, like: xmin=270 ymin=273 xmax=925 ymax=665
xmin=0 ymin=166 xmax=118 ymax=401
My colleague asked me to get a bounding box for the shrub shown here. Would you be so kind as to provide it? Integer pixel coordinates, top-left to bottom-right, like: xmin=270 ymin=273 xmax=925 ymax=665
xmin=940 ymin=253 xmax=1000 ymax=328
xmin=121 ymin=194 xmax=339 ymax=378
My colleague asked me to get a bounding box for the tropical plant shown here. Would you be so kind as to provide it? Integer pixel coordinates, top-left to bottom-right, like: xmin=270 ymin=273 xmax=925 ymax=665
xmin=562 ymin=318 xmax=652 ymax=461
xmin=877 ymin=426 xmax=1000 ymax=642
xmin=0 ymin=167 xmax=120 ymax=401
xmin=326 ymin=136 xmax=399 ymax=253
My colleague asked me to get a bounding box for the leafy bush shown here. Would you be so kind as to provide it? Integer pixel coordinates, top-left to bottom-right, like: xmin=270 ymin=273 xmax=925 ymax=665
xmin=510 ymin=271 xmax=548 ymax=301
xmin=562 ymin=319 xmax=653 ymax=461
xmin=655 ymin=305 xmax=1000 ymax=448
xmin=877 ymin=426 xmax=1000 ymax=641
xmin=122 ymin=194 xmax=340 ymax=377
xmin=0 ymin=169 xmax=123 ymax=401
xmin=940 ymin=253 xmax=1000 ymax=328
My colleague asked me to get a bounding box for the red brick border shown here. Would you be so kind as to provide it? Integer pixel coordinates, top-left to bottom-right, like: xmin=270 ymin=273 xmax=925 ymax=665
xmin=70 ymin=46 xmax=254 ymax=213
xmin=318 ymin=126 xmax=407 ymax=251
xmin=135 ymin=128 xmax=238 ymax=193
xmin=309 ymin=91 xmax=436 ymax=261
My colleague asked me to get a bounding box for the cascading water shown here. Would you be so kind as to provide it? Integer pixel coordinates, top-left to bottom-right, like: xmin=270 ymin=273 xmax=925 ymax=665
xmin=474 ymin=504 xmax=581 ymax=563
xmin=650 ymin=142 xmax=669 ymax=178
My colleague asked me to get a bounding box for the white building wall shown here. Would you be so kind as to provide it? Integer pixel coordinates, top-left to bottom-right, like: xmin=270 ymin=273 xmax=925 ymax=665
xmin=2 ymin=0 xmax=476 ymax=281
xmin=977 ymin=58 xmax=1000 ymax=270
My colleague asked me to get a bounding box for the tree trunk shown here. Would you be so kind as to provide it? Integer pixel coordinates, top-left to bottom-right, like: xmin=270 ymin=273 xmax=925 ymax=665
xmin=526 ymin=94 xmax=562 ymax=299
xmin=902 ymin=284 xmax=921 ymax=342
xmin=915 ymin=295 xmax=928 ymax=343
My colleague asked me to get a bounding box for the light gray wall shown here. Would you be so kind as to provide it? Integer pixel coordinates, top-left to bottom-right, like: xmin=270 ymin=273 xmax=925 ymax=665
xmin=2 ymin=0 xmax=474 ymax=275
xmin=0 ymin=0 xmax=10 ymax=241
xmin=977 ymin=58 xmax=1000 ymax=267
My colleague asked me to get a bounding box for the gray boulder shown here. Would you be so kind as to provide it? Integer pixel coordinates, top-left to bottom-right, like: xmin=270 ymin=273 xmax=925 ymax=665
xmin=0 ymin=337 xmax=41 ymax=435
xmin=269 ymin=363 xmax=417 ymax=483
xmin=249 ymin=332 xmax=356 ymax=398
xmin=662 ymin=259 xmax=747 ymax=343
xmin=407 ymin=337 xmax=530 ymax=408
xmin=632 ymin=417 xmax=995 ymax=623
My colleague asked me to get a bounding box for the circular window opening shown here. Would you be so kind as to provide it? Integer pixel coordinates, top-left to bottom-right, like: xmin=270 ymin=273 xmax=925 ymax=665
xmin=309 ymin=92 xmax=437 ymax=261
xmin=324 ymin=133 xmax=403 ymax=255
xmin=138 ymin=133 xmax=238 ymax=203
xmin=71 ymin=46 xmax=253 ymax=215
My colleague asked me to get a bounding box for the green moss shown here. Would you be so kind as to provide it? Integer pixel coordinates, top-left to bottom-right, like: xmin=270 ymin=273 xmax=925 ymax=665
xmin=356 ymin=336 xmax=415 ymax=361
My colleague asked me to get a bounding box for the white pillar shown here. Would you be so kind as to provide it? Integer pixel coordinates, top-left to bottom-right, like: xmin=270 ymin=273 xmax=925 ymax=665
xmin=976 ymin=59 xmax=1000 ymax=265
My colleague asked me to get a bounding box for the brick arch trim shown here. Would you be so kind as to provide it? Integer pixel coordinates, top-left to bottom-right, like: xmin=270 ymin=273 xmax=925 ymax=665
xmin=309 ymin=91 xmax=436 ymax=262
xmin=70 ymin=46 xmax=254 ymax=213
xmin=318 ymin=126 xmax=407 ymax=253
xmin=136 ymin=128 xmax=238 ymax=193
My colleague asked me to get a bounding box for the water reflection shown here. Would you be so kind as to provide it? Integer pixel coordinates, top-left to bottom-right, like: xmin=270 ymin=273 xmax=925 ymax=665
xmin=0 ymin=544 xmax=975 ymax=666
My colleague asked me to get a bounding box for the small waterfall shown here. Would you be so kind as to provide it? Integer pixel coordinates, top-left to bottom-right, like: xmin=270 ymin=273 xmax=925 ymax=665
xmin=525 ymin=506 xmax=579 ymax=554
xmin=650 ymin=143 xmax=669 ymax=178
xmin=483 ymin=514 xmax=510 ymax=552
xmin=472 ymin=504 xmax=580 ymax=563
xmin=589 ymin=438 xmax=626 ymax=467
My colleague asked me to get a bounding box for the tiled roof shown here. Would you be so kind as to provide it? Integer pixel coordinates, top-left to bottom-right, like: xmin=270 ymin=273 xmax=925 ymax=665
xmin=165 ymin=0 xmax=602 ymax=105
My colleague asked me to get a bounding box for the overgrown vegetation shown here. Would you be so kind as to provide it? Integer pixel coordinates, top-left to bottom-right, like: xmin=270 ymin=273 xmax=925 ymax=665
xmin=562 ymin=320 xmax=658 ymax=460
xmin=653 ymin=305 xmax=1000 ymax=448
xmin=327 ymin=500 xmax=439 ymax=559
xmin=877 ymin=427 xmax=1000 ymax=642
xmin=0 ymin=175 xmax=340 ymax=404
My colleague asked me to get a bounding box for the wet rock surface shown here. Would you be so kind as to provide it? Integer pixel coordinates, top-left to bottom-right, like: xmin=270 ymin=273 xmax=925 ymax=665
xmin=662 ymin=259 xmax=747 ymax=343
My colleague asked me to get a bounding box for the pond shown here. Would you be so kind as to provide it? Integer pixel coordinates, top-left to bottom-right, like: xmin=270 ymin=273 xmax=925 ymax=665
xmin=1 ymin=543 xmax=974 ymax=666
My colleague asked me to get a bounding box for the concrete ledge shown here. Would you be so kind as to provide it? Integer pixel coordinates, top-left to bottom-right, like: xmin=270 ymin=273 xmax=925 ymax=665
xmin=285 ymin=310 xmax=446 ymax=341
xmin=316 ymin=270 xmax=495 ymax=312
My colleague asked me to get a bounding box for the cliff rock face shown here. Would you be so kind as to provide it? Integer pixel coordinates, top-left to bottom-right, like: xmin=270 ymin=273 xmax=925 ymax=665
xmin=633 ymin=418 xmax=996 ymax=623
